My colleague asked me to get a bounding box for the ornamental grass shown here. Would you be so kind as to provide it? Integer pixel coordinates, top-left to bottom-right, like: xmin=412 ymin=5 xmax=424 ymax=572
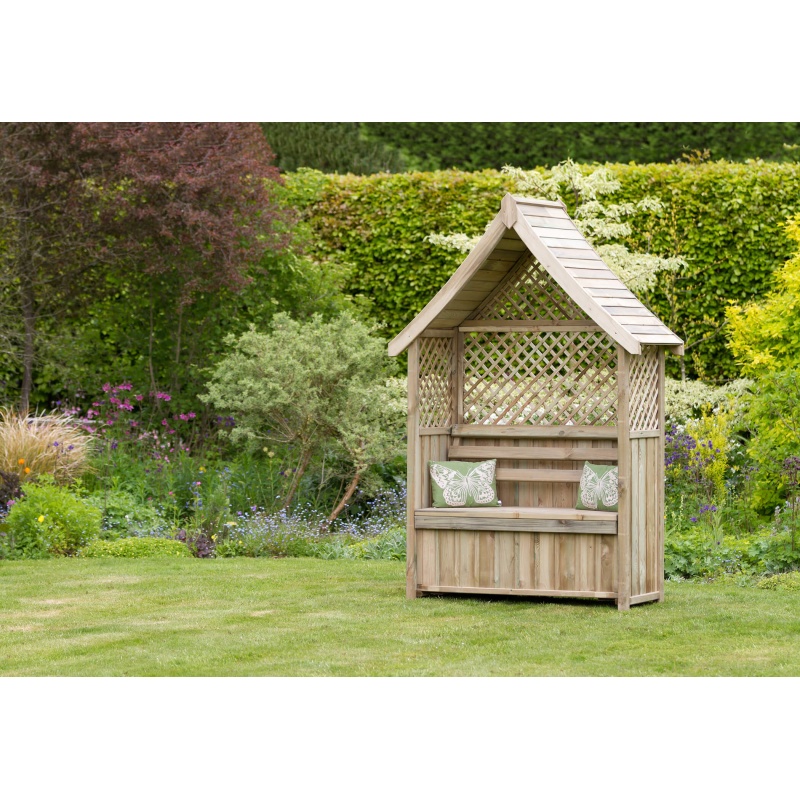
xmin=0 ymin=409 xmax=94 ymax=485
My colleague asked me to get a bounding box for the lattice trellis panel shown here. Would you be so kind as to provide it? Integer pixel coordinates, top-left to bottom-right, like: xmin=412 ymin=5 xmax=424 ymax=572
xmin=474 ymin=255 xmax=584 ymax=321
xmin=462 ymin=330 xmax=618 ymax=426
xmin=629 ymin=346 xmax=660 ymax=431
xmin=418 ymin=337 xmax=453 ymax=428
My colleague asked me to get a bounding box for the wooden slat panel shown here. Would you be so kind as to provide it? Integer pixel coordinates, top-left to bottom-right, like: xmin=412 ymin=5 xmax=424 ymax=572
xmin=646 ymin=436 xmax=657 ymax=595
xmin=417 ymin=530 xmax=437 ymax=586
xmin=419 ymin=427 xmax=451 ymax=436
xmin=616 ymin=346 xmax=632 ymax=610
xmin=522 ymin=215 xmax=576 ymax=230
xmin=518 ymin=532 xmax=534 ymax=589
xmin=406 ymin=340 xmax=420 ymax=598
xmin=487 ymin=247 xmax=529 ymax=262
xmin=630 ymin=591 xmax=661 ymax=605
xmin=496 ymin=529 xmax=516 ymax=588
xmin=499 ymin=236 xmax=528 ymax=251
xmin=496 ymin=468 xmax=584 ymax=483
xmin=478 ymin=532 xmax=495 ymax=586
xmin=450 ymin=445 xmax=619 ymax=461
xmin=549 ymin=247 xmax=602 ymax=260
xmin=633 ymin=334 xmax=684 ymax=344
xmin=540 ymin=236 xmax=594 ymax=250
xmin=415 ymin=515 xmax=617 ymax=534
xmin=637 ymin=438 xmax=647 ymax=596
xmin=451 ymin=424 xmax=619 ymax=439
xmin=583 ymin=286 xmax=637 ymax=299
xmin=417 ymin=585 xmax=617 ymax=600
xmin=572 ymin=277 xmax=628 ymax=290
xmin=530 ymin=226 xmax=584 ymax=240
xmin=624 ymin=325 xmax=675 ymax=335
xmin=657 ymin=350 xmax=666 ymax=601
xmin=520 ymin=205 xmax=569 ymax=219
xmin=604 ymin=306 xmax=653 ymax=316
xmin=438 ymin=530 xmax=456 ymax=586
xmin=563 ymin=268 xmax=617 ymax=279
xmin=576 ymin=532 xmax=593 ymax=592
xmin=597 ymin=298 xmax=651 ymax=309
xmin=630 ymin=438 xmax=640 ymax=597
xmin=460 ymin=531 xmax=480 ymax=588
xmin=558 ymin=534 xmax=575 ymax=590
xmin=536 ymin=533 xmax=555 ymax=589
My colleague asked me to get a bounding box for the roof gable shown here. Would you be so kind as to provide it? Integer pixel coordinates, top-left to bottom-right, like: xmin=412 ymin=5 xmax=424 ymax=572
xmin=388 ymin=194 xmax=683 ymax=357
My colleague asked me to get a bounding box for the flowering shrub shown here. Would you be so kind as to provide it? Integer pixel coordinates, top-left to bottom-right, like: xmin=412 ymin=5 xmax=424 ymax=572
xmin=2 ymin=478 xmax=101 ymax=558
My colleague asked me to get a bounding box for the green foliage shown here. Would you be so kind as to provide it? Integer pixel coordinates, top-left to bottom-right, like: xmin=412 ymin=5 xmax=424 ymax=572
xmin=79 ymin=536 xmax=191 ymax=558
xmin=727 ymin=214 xmax=800 ymax=374
xmin=361 ymin=122 xmax=800 ymax=170
xmin=343 ymin=527 xmax=406 ymax=560
xmin=291 ymin=162 xmax=800 ymax=382
xmin=261 ymin=123 xmax=406 ymax=174
xmin=2 ymin=479 xmax=101 ymax=558
xmin=83 ymin=490 xmax=169 ymax=539
xmin=201 ymin=313 xmax=406 ymax=514
xmin=744 ymin=369 xmax=800 ymax=510
xmin=756 ymin=571 xmax=800 ymax=591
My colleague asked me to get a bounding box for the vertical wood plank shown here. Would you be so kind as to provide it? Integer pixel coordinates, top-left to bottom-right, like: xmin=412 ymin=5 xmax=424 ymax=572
xmin=616 ymin=345 xmax=632 ymax=610
xmin=637 ymin=438 xmax=647 ymax=596
xmin=406 ymin=340 xmax=420 ymax=598
xmin=646 ymin=437 xmax=657 ymax=594
xmin=417 ymin=530 xmax=436 ymax=586
xmin=479 ymin=532 xmax=495 ymax=586
xmin=519 ymin=533 xmax=534 ymax=589
xmin=657 ymin=349 xmax=666 ymax=601
xmin=495 ymin=532 xmax=516 ymax=589
xmin=438 ymin=530 xmax=456 ymax=586
xmin=630 ymin=439 xmax=640 ymax=596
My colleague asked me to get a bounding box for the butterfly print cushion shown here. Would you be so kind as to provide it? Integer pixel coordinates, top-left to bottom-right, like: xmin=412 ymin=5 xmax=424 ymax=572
xmin=428 ymin=459 xmax=501 ymax=508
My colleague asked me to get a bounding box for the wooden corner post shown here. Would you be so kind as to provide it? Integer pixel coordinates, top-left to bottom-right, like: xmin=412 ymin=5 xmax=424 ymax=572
xmin=616 ymin=345 xmax=632 ymax=611
xmin=406 ymin=339 xmax=420 ymax=599
xmin=657 ymin=347 xmax=666 ymax=602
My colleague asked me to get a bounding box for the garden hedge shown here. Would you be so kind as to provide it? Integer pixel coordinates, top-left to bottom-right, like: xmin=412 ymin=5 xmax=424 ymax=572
xmin=289 ymin=161 xmax=800 ymax=381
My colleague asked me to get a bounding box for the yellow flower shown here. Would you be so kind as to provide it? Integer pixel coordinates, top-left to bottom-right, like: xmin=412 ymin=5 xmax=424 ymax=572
xmin=24 ymin=467 xmax=31 ymax=474
xmin=225 ymin=521 xmax=236 ymax=527
xmin=211 ymin=534 xmax=217 ymax=541
xmin=18 ymin=458 xmax=25 ymax=465
xmin=37 ymin=515 xmax=45 ymax=523
xmin=199 ymin=466 xmax=206 ymax=473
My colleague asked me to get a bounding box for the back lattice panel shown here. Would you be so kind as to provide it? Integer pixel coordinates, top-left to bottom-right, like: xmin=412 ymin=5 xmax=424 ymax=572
xmin=629 ymin=347 xmax=660 ymax=431
xmin=418 ymin=337 xmax=453 ymax=428
xmin=462 ymin=330 xmax=618 ymax=426
xmin=474 ymin=255 xmax=584 ymax=321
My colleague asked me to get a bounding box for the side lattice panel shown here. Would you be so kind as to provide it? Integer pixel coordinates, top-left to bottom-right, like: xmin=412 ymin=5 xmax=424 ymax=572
xmin=418 ymin=337 xmax=454 ymax=428
xmin=629 ymin=347 xmax=659 ymax=432
xmin=462 ymin=330 xmax=618 ymax=426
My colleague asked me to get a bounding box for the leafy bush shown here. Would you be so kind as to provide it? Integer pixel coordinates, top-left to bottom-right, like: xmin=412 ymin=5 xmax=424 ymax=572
xmin=1 ymin=479 xmax=101 ymax=558
xmin=756 ymin=571 xmax=800 ymax=591
xmin=728 ymin=214 xmax=800 ymax=374
xmin=83 ymin=490 xmax=170 ymax=539
xmin=0 ymin=408 xmax=93 ymax=485
xmin=79 ymin=536 xmax=191 ymax=559
xmin=202 ymin=313 xmax=405 ymax=519
xmin=743 ymin=369 xmax=800 ymax=511
xmin=344 ymin=527 xmax=405 ymax=560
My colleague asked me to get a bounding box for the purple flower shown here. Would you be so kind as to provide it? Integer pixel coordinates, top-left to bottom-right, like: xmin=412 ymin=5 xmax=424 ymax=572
xmin=690 ymin=516 xmax=698 ymax=523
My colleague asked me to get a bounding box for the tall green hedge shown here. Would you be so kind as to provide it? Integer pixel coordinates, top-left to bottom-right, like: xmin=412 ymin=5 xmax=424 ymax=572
xmin=289 ymin=162 xmax=800 ymax=382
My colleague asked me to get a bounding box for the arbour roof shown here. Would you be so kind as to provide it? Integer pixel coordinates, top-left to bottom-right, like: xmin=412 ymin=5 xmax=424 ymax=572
xmin=388 ymin=194 xmax=683 ymax=357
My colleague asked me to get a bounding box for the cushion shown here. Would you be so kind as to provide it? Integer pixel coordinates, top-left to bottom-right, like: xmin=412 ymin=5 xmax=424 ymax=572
xmin=428 ymin=459 xmax=501 ymax=508
xmin=576 ymin=462 xmax=619 ymax=512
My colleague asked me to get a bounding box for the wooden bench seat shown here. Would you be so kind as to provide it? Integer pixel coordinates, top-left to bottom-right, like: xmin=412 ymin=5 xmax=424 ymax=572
xmin=416 ymin=506 xmax=618 ymax=534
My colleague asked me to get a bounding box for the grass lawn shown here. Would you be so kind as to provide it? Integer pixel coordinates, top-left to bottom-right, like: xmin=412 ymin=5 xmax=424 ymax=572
xmin=1 ymin=557 xmax=800 ymax=676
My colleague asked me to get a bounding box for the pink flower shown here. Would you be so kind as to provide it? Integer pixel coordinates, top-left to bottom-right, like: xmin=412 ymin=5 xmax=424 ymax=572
xmin=187 ymin=412 xmax=196 ymax=419
xmin=195 ymin=481 xmax=201 ymax=486
xmin=135 ymin=394 xmax=143 ymax=402
xmin=161 ymin=419 xmax=168 ymax=426
xmin=102 ymin=383 xmax=112 ymax=393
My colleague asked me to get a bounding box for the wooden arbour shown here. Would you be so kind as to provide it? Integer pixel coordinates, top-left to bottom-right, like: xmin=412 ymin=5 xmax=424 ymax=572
xmin=389 ymin=194 xmax=683 ymax=610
